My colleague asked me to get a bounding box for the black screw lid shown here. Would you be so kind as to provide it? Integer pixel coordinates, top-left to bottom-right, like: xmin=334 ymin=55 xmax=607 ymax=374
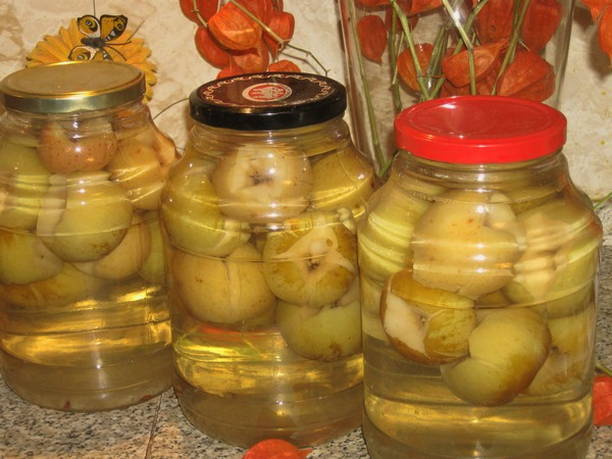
xmin=189 ymin=72 xmax=347 ymax=130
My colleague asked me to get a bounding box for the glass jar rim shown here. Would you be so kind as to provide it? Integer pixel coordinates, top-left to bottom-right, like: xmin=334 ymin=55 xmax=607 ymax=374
xmin=0 ymin=61 xmax=145 ymax=114
xmin=395 ymin=96 xmax=566 ymax=164
xmin=189 ymin=72 xmax=346 ymax=131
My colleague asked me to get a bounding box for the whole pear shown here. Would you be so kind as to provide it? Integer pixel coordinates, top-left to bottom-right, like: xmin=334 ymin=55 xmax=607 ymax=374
xmin=172 ymin=243 xmax=276 ymax=324
xmin=74 ymin=215 xmax=151 ymax=280
xmin=276 ymin=298 xmax=361 ymax=361
xmin=441 ymin=309 xmax=550 ymax=406
xmin=37 ymin=120 xmax=117 ymax=174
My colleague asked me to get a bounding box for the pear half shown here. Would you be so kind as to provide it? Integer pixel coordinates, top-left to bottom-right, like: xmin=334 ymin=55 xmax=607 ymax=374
xmin=263 ymin=212 xmax=357 ymax=307
xmin=360 ymin=273 xmax=388 ymax=342
xmin=380 ymin=269 xmax=475 ymax=365
xmin=0 ymin=263 xmax=104 ymax=308
xmin=357 ymin=180 xmax=432 ymax=283
xmin=107 ymin=138 xmax=165 ymax=210
xmin=441 ymin=308 xmax=551 ymax=406
xmin=36 ymin=172 xmax=133 ymax=262
xmin=0 ymin=229 xmax=63 ymax=284
xmin=310 ymin=145 xmax=375 ymax=217
xmin=411 ymin=190 xmax=521 ymax=299
xmin=0 ymin=139 xmax=50 ymax=230
xmin=138 ymin=215 xmax=165 ymax=284
xmin=161 ymin=160 xmax=250 ymax=257
xmin=525 ymin=304 xmax=595 ymax=396
xmin=504 ymin=223 xmax=601 ymax=318
xmin=517 ymin=199 xmax=593 ymax=253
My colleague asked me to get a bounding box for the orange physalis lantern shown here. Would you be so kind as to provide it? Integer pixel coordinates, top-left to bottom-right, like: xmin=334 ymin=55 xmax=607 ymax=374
xmin=267 ymin=59 xmax=301 ymax=72
xmin=498 ymin=50 xmax=555 ymax=101
xmin=194 ymin=26 xmax=230 ymax=68
xmin=441 ymin=39 xmax=507 ymax=88
xmin=357 ymin=15 xmax=388 ymax=63
xmin=521 ymin=0 xmax=562 ymax=52
xmin=263 ymin=11 xmax=295 ymax=56
xmin=397 ymin=43 xmax=433 ymax=91
xmin=208 ymin=2 xmax=262 ymax=50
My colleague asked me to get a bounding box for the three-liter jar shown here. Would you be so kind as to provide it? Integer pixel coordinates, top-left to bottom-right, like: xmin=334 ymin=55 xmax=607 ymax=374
xmin=161 ymin=73 xmax=375 ymax=447
xmin=0 ymin=61 xmax=178 ymax=411
xmin=358 ymin=96 xmax=602 ymax=458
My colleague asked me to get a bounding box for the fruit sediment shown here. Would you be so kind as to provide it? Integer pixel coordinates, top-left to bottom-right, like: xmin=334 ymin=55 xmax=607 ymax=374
xmin=0 ymin=105 xmax=177 ymax=410
xmin=163 ymin=119 xmax=374 ymax=447
xmin=358 ymin=161 xmax=601 ymax=457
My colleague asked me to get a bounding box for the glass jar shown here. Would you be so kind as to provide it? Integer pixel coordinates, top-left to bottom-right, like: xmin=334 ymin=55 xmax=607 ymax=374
xmin=359 ymin=96 xmax=601 ymax=458
xmin=161 ymin=73 xmax=375 ymax=447
xmin=338 ymin=0 xmax=576 ymax=176
xmin=0 ymin=61 xmax=178 ymax=411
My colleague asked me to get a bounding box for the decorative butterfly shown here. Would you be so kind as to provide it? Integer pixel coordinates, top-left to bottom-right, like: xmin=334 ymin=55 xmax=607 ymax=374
xmin=69 ymin=14 xmax=129 ymax=61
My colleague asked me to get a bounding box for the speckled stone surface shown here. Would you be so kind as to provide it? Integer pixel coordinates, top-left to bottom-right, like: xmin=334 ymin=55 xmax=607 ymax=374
xmin=1 ymin=247 xmax=610 ymax=458
xmin=0 ymin=380 xmax=160 ymax=458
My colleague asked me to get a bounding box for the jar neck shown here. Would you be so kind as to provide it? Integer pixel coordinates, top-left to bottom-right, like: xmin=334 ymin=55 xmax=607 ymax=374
xmin=391 ymin=150 xmax=571 ymax=193
xmin=0 ymin=99 xmax=149 ymax=137
xmin=188 ymin=116 xmax=352 ymax=158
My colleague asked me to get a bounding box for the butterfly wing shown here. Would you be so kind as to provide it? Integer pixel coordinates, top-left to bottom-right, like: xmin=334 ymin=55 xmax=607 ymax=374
xmin=92 ymin=48 xmax=113 ymax=61
xmin=69 ymin=45 xmax=97 ymax=61
xmin=99 ymin=15 xmax=128 ymax=42
xmin=76 ymin=15 xmax=101 ymax=37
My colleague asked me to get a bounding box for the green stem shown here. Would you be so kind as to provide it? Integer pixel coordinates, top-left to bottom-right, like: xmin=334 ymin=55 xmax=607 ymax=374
xmin=442 ymin=0 xmax=476 ymax=94
xmin=594 ymin=191 xmax=612 ymax=211
xmin=153 ymin=97 xmax=189 ymax=121
xmin=427 ymin=25 xmax=450 ymax=99
xmin=430 ymin=0 xmax=490 ymax=96
xmin=391 ymin=0 xmax=432 ymax=100
xmin=492 ymin=0 xmax=531 ymax=95
xmin=596 ymin=360 xmax=612 ymax=377
xmin=190 ymin=0 xmax=208 ymax=27
xmin=347 ymin=0 xmax=388 ymax=174
xmin=388 ymin=8 xmax=403 ymax=113
xmin=284 ymin=44 xmax=330 ymax=76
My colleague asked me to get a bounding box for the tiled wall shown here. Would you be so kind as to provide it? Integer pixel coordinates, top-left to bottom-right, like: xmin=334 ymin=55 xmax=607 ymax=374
xmin=0 ymin=0 xmax=610 ymax=240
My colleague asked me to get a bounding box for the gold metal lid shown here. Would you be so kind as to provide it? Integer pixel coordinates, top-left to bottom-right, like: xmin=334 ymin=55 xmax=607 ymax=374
xmin=0 ymin=61 xmax=145 ymax=114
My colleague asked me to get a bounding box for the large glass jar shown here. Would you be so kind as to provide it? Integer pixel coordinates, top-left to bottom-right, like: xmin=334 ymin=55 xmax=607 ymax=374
xmin=359 ymin=96 xmax=601 ymax=458
xmin=161 ymin=73 xmax=375 ymax=447
xmin=338 ymin=0 xmax=576 ymax=176
xmin=0 ymin=61 xmax=178 ymax=411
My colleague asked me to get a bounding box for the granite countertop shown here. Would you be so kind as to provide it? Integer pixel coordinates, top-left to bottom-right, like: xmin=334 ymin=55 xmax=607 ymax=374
xmin=1 ymin=247 xmax=610 ymax=459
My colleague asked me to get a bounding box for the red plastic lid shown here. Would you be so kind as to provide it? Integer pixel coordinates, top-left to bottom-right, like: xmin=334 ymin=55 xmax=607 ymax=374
xmin=395 ymin=96 xmax=567 ymax=164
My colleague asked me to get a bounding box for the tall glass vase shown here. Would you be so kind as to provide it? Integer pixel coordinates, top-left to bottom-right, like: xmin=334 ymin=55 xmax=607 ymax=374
xmin=338 ymin=0 xmax=576 ymax=176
